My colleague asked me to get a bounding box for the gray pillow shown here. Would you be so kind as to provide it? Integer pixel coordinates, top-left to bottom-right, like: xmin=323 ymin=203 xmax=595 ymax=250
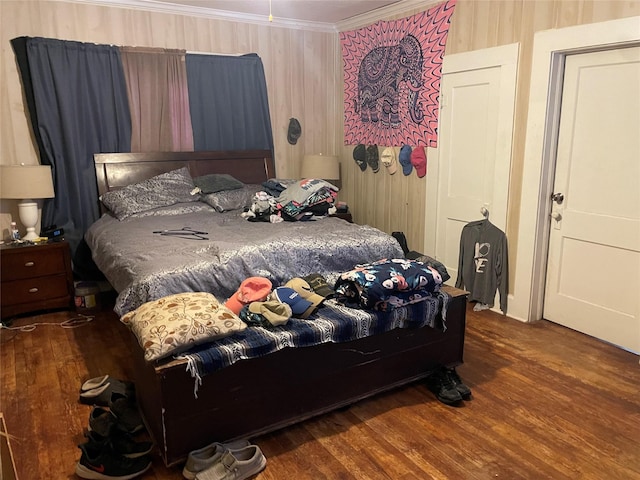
xmin=201 ymin=184 xmax=262 ymax=212
xmin=193 ymin=174 xmax=244 ymax=194
xmin=101 ymin=167 xmax=198 ymax=220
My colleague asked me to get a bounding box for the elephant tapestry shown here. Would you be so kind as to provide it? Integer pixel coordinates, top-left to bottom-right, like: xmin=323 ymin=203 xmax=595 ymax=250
xmin=340 ymin=0 xmax=456 ymax=147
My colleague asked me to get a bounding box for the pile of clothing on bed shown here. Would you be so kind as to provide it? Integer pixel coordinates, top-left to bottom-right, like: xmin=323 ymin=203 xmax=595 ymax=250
xmin=241 ymin=178 xmax=339 ymax=222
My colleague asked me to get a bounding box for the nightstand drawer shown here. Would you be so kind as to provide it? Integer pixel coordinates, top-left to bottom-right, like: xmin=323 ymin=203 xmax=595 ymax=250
xmin=1 ymin=248 xmax=66 ymax=281
xmin=1 ymin=274 xmax=70 ymax=306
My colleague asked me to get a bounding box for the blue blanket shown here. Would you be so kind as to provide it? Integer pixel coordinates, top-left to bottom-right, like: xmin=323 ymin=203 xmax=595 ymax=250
xmin=180 ymin=290 xmax=450 ymax=396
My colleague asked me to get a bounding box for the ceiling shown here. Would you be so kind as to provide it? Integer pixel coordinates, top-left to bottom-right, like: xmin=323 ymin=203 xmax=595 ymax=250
xmin=148 ymin=0 xmax=403 ymax=24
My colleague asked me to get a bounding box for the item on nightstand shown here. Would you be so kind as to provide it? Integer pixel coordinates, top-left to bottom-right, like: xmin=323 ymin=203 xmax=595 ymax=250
xmin=41 ymin=224 xmax=65 ymax=241
xmin=9 ymin=222 xmax=20 ymax=241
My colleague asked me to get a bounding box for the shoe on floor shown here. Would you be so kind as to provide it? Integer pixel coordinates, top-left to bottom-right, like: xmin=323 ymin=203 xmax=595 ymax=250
xmin=426 ymin=367 xmax=463 ymax=405
xmin=183 ymin=439 xmax=251 ymax=479
xmin=445 ymin=367 xmax=472 ymax=400
xmin=194 ymin=444 xmax=267 ymax=480
xmin=75 ymin=440 xmax=152 ymax=480
xmin=80 ymin=376 xmax=135 ymax=406
xmin=109 ymin=392 xmax=144 ymax=434
xmin=86 ymin=430 xmax=154 ymax=459
xmin=88 ymin=407 xmax=118 ymax=438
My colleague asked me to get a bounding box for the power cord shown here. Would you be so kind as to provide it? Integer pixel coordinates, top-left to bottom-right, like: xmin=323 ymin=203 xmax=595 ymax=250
xmin=0 ymin=313 xmax=95 ymax=332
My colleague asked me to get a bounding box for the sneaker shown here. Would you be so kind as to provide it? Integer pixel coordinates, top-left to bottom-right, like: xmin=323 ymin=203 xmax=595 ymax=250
xmin=445 ymin=367 xmax=472 ymax=400
xmin=194 ymin=445 xmax=267 ymax=480
xmin=88 ymin=407 xmax=117 ymax=437
xmin=109 ymin=392 xmax=144 ymax=434
xmin=86 ymin=430 xmax=154 ymax=459
xmin=80 ymin=376 xmax=135 ymax=406
xmin=425 ymin=367 xmax=463 ymax=405
xmin=183 ymin=439 xmax=251 ymax=479
xmin=75 ymin=441 xmax=152 ymax=479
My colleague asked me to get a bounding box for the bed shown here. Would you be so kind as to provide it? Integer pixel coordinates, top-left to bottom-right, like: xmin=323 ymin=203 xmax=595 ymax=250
xmin=87 ymin=149 xmax=468 ymax=467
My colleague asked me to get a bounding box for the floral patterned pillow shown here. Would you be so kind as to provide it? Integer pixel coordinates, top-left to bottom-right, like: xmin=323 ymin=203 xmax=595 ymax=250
xmin=121 ymin=292 xmax=246 ymax=362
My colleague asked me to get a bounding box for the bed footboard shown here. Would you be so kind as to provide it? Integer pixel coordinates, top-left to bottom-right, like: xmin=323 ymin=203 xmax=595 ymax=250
xmin=132 ymin=286 xmax=467 ymax=467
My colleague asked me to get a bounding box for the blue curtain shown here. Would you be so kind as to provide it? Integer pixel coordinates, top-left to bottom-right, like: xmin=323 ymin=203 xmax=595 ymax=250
xmin=11 ymin=37 xmax=131 ymax=273
xmin=186 ymin=53 xmax=273 ymax=151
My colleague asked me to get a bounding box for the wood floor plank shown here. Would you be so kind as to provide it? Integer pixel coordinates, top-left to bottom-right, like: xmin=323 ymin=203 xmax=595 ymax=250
xmin=1 ymin=303 xmax=639 ymax=479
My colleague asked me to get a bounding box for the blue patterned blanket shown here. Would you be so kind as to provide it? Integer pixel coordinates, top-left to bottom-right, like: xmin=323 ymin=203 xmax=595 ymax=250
xmin=180 ymin=290 xmax=450 ymax=397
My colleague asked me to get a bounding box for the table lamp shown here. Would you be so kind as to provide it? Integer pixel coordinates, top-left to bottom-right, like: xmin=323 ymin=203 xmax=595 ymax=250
xmin=300 ymin=154 xmax=340 ymax=188
xmin=0 ymin=164 xmax=55 ymax=241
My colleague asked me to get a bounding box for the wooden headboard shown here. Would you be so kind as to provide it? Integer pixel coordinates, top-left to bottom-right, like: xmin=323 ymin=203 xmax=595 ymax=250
xmin=93 ymin=149 xmax=276 ymax=200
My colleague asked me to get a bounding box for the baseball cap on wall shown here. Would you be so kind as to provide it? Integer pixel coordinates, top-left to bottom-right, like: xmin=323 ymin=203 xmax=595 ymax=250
xmin=410 ymin=147 xmax=427 ymax=178
xmin=380 ymin=147 xmax=397 ymax=175
xmin=353 ymin=144 xmax=367 ymax=171
xmin=287 ymin=118 xmax=302 ymax=145
xmin=398 ymin=145 xmax=413 ymax=176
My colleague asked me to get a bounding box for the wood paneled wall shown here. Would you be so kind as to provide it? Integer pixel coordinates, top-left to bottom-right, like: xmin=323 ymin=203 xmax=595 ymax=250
xmin=338 ymin=0 xmax=640 ymax=288
xmin=1 ymin=0 xmax=638 ymax=290
xmin=0 ymin=0 xmax=340 ymax=235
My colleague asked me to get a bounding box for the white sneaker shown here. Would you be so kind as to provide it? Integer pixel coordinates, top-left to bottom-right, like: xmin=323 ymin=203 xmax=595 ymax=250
xmin=182 ymin=439 xmax=251 ymax=479
xmin=194 ymin=445 xmax=267 ymax=480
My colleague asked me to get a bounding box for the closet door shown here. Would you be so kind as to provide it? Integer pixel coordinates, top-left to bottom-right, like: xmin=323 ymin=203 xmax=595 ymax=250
xmin=426 ymin=44 xmax=517 ymax=297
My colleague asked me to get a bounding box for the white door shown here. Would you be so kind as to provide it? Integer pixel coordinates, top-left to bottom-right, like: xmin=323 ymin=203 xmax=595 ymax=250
xmin=426 ymin=44 xmax=517 ymax=292
xmin=544 ymin=47 xmax=640 ymax=353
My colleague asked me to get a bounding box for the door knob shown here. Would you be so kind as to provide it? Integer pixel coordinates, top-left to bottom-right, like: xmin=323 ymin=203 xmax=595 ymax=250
xmin=550 ymin=212 xmax=562 ymax=221
xmin=551 ymin=192 xmax=564 ymax=204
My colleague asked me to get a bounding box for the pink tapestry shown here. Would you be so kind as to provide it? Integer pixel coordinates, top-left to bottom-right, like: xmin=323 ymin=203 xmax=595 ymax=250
xmin=340 ymin=0 xmax=456 ymax=147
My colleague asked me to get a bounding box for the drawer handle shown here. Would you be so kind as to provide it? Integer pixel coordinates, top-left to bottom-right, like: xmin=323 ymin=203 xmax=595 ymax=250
xmin=24 ymin=261 xmax=35 ymax=267
xmin=29 ymin=287 xmax=39 ymax=293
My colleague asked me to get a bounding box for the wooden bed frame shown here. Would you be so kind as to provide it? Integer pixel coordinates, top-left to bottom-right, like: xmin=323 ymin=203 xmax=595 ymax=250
xmin=92 ymin=149 xmax=468 ymax=467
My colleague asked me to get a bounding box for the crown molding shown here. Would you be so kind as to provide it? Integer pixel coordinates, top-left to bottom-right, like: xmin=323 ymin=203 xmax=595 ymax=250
xmin=337 ymin=0 xmax=442 ymax=31
xmin=53 ymin=0 xmax=441 ymax=33
xmin=54 ymin=0 xmax=336 ymax=32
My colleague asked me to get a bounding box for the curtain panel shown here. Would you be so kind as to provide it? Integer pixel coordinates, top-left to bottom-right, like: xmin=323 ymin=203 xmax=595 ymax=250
xmin=11 ymin=37 xmax=274 ymax=277
xmin=10 ymin=37 xmax=132 ymax=267
xmin=120 ymin=46 xmax=194 ymax=152
xmin=186 ymin=53 xmax=274 ymax=152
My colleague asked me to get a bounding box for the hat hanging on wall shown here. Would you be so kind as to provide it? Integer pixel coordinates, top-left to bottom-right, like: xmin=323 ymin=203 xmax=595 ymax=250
xmin=399 ymin=145 xmax=413 ymax=176
xmin=287 ymin=118 xmax=302 ymax=145
xmin=410 ymin=147 xmax=427 ymax=178
xmin=353 ymin=144 xmax=367 ymax=171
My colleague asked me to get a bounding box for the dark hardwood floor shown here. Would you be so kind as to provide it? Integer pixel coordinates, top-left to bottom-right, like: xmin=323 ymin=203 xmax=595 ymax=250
xmin=1 ymin=301 xmax=639 ymax=479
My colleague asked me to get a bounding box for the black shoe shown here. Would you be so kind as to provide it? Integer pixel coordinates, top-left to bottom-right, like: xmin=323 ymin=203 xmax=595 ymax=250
xmin=89 ymin=407 xmax=117 ymax=437
xmin=109 ymin=393 xmax=145 ymax=434
xmin=445 ymin=367 xmax=472 ymax=400
xmin=426 ymin=368 xmax=463 ymax=405
xmin=86 ymin=430 xmax=154 ymax=459
xmin=75 ymin=441 xmax=151 ymax=479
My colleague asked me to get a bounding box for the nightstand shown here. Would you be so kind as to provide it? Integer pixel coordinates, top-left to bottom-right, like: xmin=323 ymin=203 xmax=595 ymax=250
xmin=329 ymin=212 xmax=353 ymax=223
xmin=1 ymin=241 xmax=74 ymax=319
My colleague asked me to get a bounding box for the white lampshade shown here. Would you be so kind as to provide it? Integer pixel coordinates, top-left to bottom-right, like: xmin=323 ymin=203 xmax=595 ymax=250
xmin=300 ymin=154 xmax=340 ymax=181
xmin=1 ymin=164 xmax=55 ymax=241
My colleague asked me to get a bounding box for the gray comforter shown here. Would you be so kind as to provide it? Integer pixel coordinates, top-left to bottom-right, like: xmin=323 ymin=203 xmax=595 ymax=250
xmin=85 ymin=206 xmax=404 ymax=316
